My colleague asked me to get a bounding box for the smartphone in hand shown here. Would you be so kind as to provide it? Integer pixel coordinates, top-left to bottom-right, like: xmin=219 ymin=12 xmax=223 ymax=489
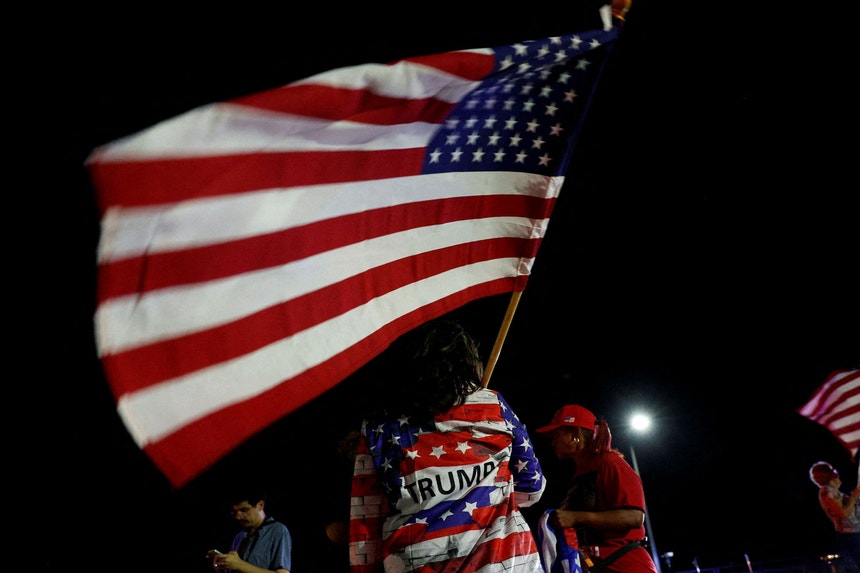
xmin=206 ymin=549 xmax=223 ymax=558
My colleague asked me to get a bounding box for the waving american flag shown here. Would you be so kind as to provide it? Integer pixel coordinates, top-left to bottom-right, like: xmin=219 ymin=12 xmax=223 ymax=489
xmin=798 ymin=369 xmax=860 ymax=461
xmin=86 ymin=27 xmax=619 ymax=487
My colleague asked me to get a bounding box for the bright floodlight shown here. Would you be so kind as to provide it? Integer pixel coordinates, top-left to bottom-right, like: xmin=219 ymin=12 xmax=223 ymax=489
xmin=630 ymin=412 xmax=652 ymax=433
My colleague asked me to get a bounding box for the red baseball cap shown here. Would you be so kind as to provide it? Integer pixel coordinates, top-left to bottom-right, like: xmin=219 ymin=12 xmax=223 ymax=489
xmin=535 ymin=404 xmax=596 ymax=434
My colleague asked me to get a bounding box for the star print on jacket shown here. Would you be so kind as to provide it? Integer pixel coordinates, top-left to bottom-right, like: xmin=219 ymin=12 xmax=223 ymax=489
xmin=349 ymin=387 xmax=545 ymax=572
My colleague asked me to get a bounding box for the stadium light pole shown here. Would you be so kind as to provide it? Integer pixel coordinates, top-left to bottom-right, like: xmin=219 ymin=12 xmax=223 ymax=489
xmin=629 ymin=412 xmax=662 ymax=573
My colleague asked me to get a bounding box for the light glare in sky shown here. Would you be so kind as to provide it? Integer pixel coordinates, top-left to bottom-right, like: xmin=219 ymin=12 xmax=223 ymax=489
xmin=630 ymin=412 xmax=652 ymax=433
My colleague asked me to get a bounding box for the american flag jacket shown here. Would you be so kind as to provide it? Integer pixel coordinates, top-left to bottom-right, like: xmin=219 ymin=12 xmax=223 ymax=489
xmin=349 ymin=387 xmax=546 ymax=572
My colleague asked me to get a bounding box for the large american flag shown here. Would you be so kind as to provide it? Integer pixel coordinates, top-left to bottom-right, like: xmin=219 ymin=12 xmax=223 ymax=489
xmin=798 ymin=369 xmax=860 ymax=461
xmin=86 ymin=27 xmax=619 ymax=488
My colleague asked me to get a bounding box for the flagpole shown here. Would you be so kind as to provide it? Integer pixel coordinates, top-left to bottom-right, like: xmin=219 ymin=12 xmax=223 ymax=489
xmin=481 ymin=291 xmax=522 ymax=388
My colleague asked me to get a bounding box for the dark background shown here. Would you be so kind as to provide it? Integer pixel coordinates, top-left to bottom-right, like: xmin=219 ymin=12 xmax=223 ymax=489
xmin=31 ymin=3 xmax=858 ymax=572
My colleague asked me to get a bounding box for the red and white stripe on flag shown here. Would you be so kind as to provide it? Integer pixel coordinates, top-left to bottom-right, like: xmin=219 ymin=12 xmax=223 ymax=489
xmin=798 ymin=369 xmax=860 ymax=460
xmin=86 ymin=28 xmax=618 ymax=487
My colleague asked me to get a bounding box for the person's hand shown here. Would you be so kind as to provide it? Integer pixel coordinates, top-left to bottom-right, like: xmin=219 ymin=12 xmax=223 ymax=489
xmin=207 ymin=550 xmax=225 ymax=572
xmin=611 ymin=0 xmax=632 ymax=23
xmin=326 ymin=520 xmax=349 ymax=545
xmin=215 ymin=551 xmax=243 ymax=571
xmin=550 ymin=509 xmax=577 ymax=529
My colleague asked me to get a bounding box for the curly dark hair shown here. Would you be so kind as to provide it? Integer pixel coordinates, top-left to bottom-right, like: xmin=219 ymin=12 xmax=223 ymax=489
xmin=385 ymin=319 xmax=483 ymax=420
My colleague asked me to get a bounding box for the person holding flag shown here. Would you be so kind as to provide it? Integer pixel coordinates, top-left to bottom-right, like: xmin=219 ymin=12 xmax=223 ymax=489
xmin=348 ymin=319 xmax=546 ymax=572
xmin=809 ymin=461 xmax=860 ymax=568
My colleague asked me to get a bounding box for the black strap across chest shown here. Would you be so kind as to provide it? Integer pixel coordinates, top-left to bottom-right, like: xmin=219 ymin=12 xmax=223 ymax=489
xmin=238 ymin=517 xmax=276 ymax=558
xmin=586 ymin=538 xmax=645 ymax=573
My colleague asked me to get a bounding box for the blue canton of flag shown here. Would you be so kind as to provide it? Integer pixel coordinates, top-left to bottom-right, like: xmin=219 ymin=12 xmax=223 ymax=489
xmin=423 ymin=30 xmax=616 ymax=177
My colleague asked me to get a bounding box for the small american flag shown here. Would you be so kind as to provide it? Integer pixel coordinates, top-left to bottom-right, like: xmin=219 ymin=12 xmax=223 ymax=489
xmin=798 ymin=369 xmax=860 ymax=460
xmin=86 ymin=27 xmax=619 ymax=487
